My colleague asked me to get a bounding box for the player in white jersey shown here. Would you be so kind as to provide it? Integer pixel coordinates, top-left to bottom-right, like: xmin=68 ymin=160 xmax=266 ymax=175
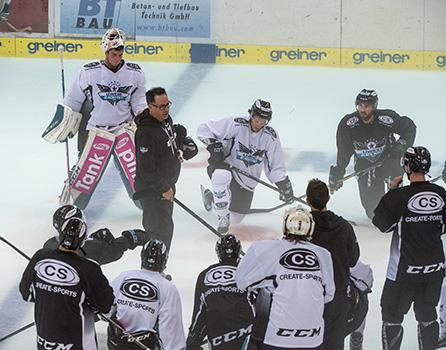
xmin=42 ymin=28 xmax=147 ymax=209
xmin=107 ymin=239 xmax=186 ymax=350
xmin=236 ymin=207 xmax=335 ymax=350
xmin=197 ymin=99 xmax=294 ymax=233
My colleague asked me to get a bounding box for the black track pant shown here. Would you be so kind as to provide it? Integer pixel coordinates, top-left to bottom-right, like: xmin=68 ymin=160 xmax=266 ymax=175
xmin=322 ymin=291 xmax=349 ymax=350
xmin=140 ymin=196 xmax=174 ymax=251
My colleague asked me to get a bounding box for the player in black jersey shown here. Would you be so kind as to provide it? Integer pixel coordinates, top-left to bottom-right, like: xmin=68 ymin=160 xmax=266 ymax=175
xmin=373 ymin=146 xmax=446 ymax=350
xmin=19 ymin=216 xmax=114 ymax=350
xmin=186 ymin=234 xmax=255 ymax=350
xmin=329 ymin=89 xmax=416 ymax=219
xmin=44 ymin=205 xmax=149 ymax=265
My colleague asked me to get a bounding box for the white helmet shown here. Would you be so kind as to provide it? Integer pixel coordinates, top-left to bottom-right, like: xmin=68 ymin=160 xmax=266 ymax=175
xmin=282 ymin=206 xmax=315 ymax=238
xmin=100 ymin=28 xmax=126 ymax=52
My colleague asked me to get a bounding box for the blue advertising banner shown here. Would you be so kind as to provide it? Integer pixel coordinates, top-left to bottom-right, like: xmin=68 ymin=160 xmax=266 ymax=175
xmin=59 ymin=0 xmax=210 ymax=38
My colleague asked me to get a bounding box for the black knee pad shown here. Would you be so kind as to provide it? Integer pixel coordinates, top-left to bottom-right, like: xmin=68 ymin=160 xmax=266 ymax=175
xmin=418 ymin=321 xmax=439 ymax=350
xmin=382 ymin=322 xmax=403 ymax=350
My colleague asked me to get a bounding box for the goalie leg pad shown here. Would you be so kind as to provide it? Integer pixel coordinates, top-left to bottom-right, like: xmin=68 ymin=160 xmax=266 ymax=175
xmin=112 ymin=126 xmax=141 ymax=209
xmin=42 ymin=104 xmax=82 ymax=143
xmin=60 ymin=128 xmax=115 ymax=209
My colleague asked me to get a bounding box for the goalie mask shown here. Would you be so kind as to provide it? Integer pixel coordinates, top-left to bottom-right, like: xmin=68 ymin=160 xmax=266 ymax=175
xmin=59 ymin=217 xmax=87 ymax=250
xmin=216 ymin=234 xmax=242 ymax=263
xmin=282 ymin=206 xmax=315 ymax=239
xmin=100 ymin=28 xmax=126 ymax=52
xmin=141 ymin=240 xmax=168 ymax=272
xmin=53 ymin=205 xmax=85 ymax=232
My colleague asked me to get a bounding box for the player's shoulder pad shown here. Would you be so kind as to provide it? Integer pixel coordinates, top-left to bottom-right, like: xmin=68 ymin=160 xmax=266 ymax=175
xmin=376 ymin=109 xmax=400 ymax=127
xmin=126 ymin=62 xmax=142 ymax=71
xmin=83 ymin=61 xmax=101 ymax=70
xmin=264 ymin=125 xmax=277 ymax=139
xmin=342 ymin=113 xmax=360 ymax=128
xmin=234 ymin=117 xmax=249 ymax=125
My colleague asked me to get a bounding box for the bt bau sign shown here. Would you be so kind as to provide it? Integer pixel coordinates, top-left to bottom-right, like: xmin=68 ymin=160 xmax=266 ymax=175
xmin=59 ymin=0 xmax=211 ymax=38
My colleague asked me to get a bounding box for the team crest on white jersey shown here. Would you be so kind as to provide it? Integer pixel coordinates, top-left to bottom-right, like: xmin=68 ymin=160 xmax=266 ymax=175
xmin=97 ymin=81 xmax=133 ymax=105
xmin=353 ymin=138 xmax=386 ymax=162
xmin=407 ymin=192 xmax=445 ymax=214
xmin=236 ymin=142 xmax=266 ymax=167
xmin=204 ymin=266 xmax=236 ymax=286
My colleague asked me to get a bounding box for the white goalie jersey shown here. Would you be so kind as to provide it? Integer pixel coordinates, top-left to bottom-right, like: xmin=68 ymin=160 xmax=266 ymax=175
xmin=197 ymin=115 xmax=288 ymax=191
xmin=63 ymin=60 xmax=146 ymax=131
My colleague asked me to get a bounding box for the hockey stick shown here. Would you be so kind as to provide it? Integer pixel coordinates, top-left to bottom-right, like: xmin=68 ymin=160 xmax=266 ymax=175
xmin=59 ymin=46 xmax=72 ymax=184
xmin=431 ymin=175 xmax=442 ymax=183
xmin=248 ymin=193 xmax=306 ymax=214
xmin=247 ymin=202 xmax=289 ymax=214
xmin=337 ymin=161 xmax=385 ymax=185
xmin=0 ymin=236 xmax=31 ymax=260
xmin=0 ymin=236 xmax=35 ymax=342
xmin=229 ymin=165 xmax=307 ymax=207
xmin=0 ymin=321 xmax=35 ymax=343
xmin=97 ymin=313 xmax=151 ymax=350
xmin=229 ymin=166 xmax=358 ymax=226
xmin=174 ymin=197 xmax=245 ymax=256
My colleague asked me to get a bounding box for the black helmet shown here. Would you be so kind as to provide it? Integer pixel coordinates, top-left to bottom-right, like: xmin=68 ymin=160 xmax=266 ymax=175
xmin=141 ymin=240 xmax=168 ymax=272
xmin=59 ymin=217 xmax=87 ymax=250
xmin=355 ymin=89 xmax=378 ymax=109
xmin=249 ymin=99 xmax=272 ymax=121
xmin=402 ymin=146 xmax=431 ymax=174
xmin=53 ymin=205 xmax=84 ymax=232
xmin=215 ymin=234 xmax=242 ymax=263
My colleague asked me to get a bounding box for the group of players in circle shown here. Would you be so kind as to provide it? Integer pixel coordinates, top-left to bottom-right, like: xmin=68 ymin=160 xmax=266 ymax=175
xmin=19 ymin=26 xmax=446 ymax=350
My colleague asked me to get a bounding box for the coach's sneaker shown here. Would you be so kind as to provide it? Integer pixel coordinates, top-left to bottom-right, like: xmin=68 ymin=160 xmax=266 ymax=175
xmin=217 ymin=213 xmax=230 ymax=235
xmin=438 ymin=336 xmax=446 ymax=348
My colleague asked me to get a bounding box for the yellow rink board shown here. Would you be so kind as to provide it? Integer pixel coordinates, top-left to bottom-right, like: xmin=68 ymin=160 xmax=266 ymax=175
xmin=1 ymin=37 xmax=445 ymax=71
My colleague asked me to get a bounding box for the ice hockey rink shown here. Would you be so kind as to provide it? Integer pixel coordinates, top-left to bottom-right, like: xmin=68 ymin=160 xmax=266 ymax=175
xmin=0 ymin=57 xmax=445 ymax=349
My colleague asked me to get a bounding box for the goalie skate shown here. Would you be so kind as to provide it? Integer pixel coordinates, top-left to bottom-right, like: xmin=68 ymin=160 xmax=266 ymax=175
xmin=200 ymin=185 xmax=213 ymax=212
xmin=59 ymin=179 xmax=74 ymax=206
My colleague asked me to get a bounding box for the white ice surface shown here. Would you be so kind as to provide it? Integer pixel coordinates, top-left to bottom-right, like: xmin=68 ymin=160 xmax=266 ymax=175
xmin=0 ymin=57 xmax=445 ymax=349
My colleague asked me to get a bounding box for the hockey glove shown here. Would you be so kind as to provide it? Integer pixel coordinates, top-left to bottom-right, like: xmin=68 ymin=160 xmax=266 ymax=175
xmin=276 ymin=177 xmax=294 ymax=204
xmin=90 ymin=228 xmax=115 ymax=245
xmin=121 ymin=229 xmax=149 ymax=250
xmin=443 ymin=161 xmax=446 ymax=184
xmin=181 ymin=136 xmax=198 ymax=160
xmin=329 ymin=165 xmax=345 ymax=194
xmin=174 ymin=124 xmax=187 ymax=146
xmin=207 ymin=141 xmax=226 ymax=167
xmin=389 ymin=139 xmax=408 ymax=159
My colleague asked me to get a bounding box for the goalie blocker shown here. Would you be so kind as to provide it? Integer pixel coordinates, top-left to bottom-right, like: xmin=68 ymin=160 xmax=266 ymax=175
xmin=42 ymin=104 xmax=82 ymax=143
xmin=59 ymin=125 xmax=141 ymax=209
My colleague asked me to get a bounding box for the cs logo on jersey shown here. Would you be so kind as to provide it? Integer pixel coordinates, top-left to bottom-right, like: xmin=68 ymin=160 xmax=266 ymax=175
xmin=346 ymin=116 xmax=359 ymax=127
xmin=35 ymin=259 xmax=80 ymax=286
xmin=204 ymin=266 xmax=236 ymax=286
xmin=120 ymin=279 xmax=159 ymax=302
xmin=408 ymin=192 xmax=445 ymax=214
xmin=378 ymin=115 xmax=394 ymax=125
xmin=279 ymin=249 xmax=320 ymax=271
